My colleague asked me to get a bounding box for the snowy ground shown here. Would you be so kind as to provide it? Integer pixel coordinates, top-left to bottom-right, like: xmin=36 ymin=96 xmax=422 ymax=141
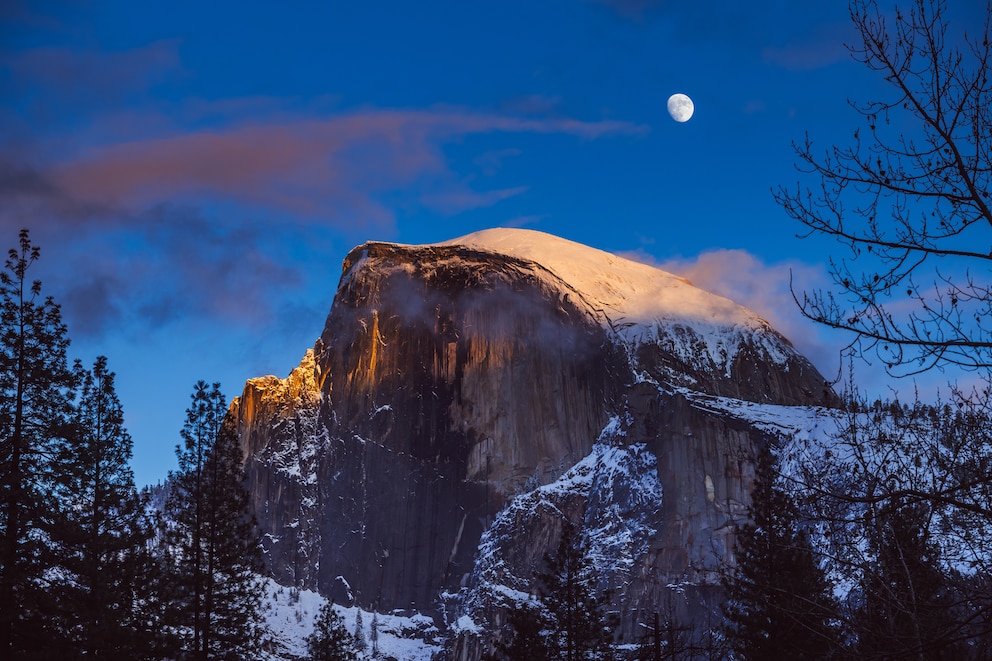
xmin=260 ymin=577 xmax=442 ymax=660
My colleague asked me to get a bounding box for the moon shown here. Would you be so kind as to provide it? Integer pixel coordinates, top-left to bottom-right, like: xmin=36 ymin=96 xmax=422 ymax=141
xmin=667 ymin=93 xmax=694 ymax=122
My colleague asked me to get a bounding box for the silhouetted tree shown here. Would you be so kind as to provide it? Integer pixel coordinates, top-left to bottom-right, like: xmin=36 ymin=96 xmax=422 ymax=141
xmin=162 ymin=381 xmax=263 ymax=659
xmin=305 ymin=602 xmax=357 ymax=661
xmin=795 ymin=389 xmax=992 ymax=657
xmin=200 ymin=416 xmax=263 ymax=658
xmin=490 ymin=598 xmax=553 ymax=661
xmin=857 ymin=498 xmax=963 ymax=658
xmin=0 ymin=230 xmax=78 ymax=658
xmin=722 ymin=445 xmax=841 ymax=660
xmin=635 ymin=600 xmax=700 ymax=661
xmin=539 ymin=521 xmax=615 ymax=661
xmin=774 ymin=0 xmax=992 ymax=374
xmin=49 ymin=356 xmax=161 ymax=657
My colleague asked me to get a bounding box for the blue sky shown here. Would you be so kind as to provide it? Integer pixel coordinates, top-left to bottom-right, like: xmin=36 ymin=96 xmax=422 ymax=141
xmin=1 ymin=0 xmax=983 ymax=486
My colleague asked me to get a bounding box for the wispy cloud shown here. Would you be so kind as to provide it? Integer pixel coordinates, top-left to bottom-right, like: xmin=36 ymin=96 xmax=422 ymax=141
xmin=622 ymin=247 xmax=841 ymax=377
xmin=628 ymin=248 xmax=976 ymax=402
xmin=7 ymin=40 xmax=180 ymax=93
xmin=596 ymin=0 xmax=851 ymax=69
xmin=0 ymin=37 xmax=646 ymax=342
xmin=0 ymin=24 xmax=648 ymax=347
xmin=43 ymin=109 xmax=642 ymax=224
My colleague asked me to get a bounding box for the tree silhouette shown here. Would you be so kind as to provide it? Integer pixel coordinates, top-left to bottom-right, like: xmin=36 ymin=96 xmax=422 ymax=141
xmin=162 ymin=382 xmax=263 ymax=659
xmin=490 ymin=598 xmax=553 ymax=661
xmin=794 ymin=391 xmax=992 ymax=656
xmin=539 ymin=521 xmax=615 ymax=661
xmin=722 ymin=445 xmax=841 ymax=660
xmin=0 ymin=229 xmax=78 ymax=658
xmin=49 ymin=356 xmax=160 ymax=657
xmin=857 ymin=498 xmax=963 ymax=658
xmin=774 ymin=0 xmax=992 ymax=374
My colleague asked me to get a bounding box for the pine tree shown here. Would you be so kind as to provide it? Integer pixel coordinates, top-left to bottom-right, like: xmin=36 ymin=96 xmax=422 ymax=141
xmin=162 ymin=381 xmax=263 ymax=659
xmin=200 ymin=415 xmax=264 ymax=658
xmin=49 ymin=356 xmax=160 ymax=657
xmin=539 ymin=521 xmax=615 ymax=661
xmin=856 ymin=498 xmax=961 ymax=659
xmin=491 ymin=599 xmax=553 ymax=661
xmin=370 ymin=611 xmax=379 ymax=656
xmin=722 ymin=445 xmax=841 ymax=660
xmin=163 ymin=381 xmax=222 ymax=657
xmin=305 ymin=602 xmax=357 ymax=661
xmin=353 ymin=610 xmax=367 ymax=654
xmin=0 ymin=230 xmax=78 ymax=658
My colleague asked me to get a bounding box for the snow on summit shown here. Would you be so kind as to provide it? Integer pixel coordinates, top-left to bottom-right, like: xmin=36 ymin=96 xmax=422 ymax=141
xmin=438 ymin=227 xmax=770 ymax=331
xmin=433 ymin=227 xmax=794 ymax=373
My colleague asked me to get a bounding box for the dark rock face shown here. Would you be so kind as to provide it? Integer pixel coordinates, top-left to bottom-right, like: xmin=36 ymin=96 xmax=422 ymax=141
xmin=319 ymin=243 xmax=623 ymax=500
xmin=235 ymin=242 xmax=628 ymax=605
xmin=450 ymin=389 xmax=775 ymax=659
xmin=231 ymin=236 xmax=833 ymax=657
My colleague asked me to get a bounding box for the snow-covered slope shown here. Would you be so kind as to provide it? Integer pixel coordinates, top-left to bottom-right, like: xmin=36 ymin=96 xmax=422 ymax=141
xmin=260 ymin=577 xmax=442 ymax=660
xmin=437 ymin=227 xmax=793 ymax=376
xmin=439 ymin=228 xmax=760 ymax=329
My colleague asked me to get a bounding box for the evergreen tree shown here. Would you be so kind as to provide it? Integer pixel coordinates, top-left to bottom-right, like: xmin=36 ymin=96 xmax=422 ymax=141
xmin=795 ymin=388 xmax=992 ymax=654
xmin=722 ymin=445 xmax=841 ymax=660
xmin=0 ymin=230 xmax=78 ymax=658
xmin=539 ymin=521 xmax=615 ymax=661
xmin=49 ymin=356 xmax=160 ymax=657
xmin=163 ymin=381 xmax=222 ymax=657
xmin=200 ymin=416 xmax=264 ymax=658
xmin=370 ymin=611 xmax=379 ymax=657
xmin=856 ymin=498 xmax=961 ymax=659
xmin=353 ymin=610 xmax=367 ymax=654
xmin=491 ymin=599 xmax=553 ymax=661
xmin=162 ymin=381 xmax=263 ymax=659
xmin=305 ymin=602 xmax=357 ymax=661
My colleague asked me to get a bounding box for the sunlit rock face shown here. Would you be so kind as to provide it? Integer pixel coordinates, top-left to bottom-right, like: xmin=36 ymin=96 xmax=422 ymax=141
xmin=234 ymin=350 xmax=323 ymax=588
xmin=231 ymin=229 xmax=833 ymax=656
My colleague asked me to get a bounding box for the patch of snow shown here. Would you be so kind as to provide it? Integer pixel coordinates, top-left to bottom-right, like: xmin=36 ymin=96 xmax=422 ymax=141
xmin=454 ymin=614 xmax=481 ymax=634
xmin=259 ymin=576 xmax=442 ymax=660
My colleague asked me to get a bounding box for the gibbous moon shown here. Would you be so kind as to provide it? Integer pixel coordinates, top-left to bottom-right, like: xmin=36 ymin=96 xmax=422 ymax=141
xmin=667 ymin=93 xmax=694 ymax=122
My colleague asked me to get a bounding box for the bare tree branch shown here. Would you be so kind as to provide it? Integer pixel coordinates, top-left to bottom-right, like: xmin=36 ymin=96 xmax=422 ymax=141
xmin=775 ymin=0 xmax=992 ymax=375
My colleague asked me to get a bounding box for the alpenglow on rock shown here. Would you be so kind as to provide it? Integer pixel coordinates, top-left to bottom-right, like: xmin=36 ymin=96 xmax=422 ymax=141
xmin=229 ymin=228 xmax=833 ymax=657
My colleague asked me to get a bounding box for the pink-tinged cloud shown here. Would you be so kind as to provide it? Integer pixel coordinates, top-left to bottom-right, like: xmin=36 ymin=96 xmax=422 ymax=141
xmin=50 ymin=109 xmax=644 ymax=225
xmin=634 ymin=248 xmax=974 ymax=402
xmin=0 ymin=105 xmax=644 ymax=339
xmin=622 ymin=247 xmax=841 ymax=376
xmin=420 ymin=186 xmax=529 ymax=216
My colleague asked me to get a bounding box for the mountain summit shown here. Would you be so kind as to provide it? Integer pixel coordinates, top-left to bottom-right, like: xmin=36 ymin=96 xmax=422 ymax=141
xmin=231 ymin=228 xmax=832 ymax=657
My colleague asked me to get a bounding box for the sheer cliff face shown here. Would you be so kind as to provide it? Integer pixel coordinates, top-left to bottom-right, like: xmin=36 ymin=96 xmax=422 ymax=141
xmin=230 ymin=229 xmax=834 ymax=653
xmin=319 ymin=242 xmax=622 ymax=497
xmin=305 ymin=242 xmax=627 ymax=607
xmin=235 ymin=240 xmax=627 ymax=606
